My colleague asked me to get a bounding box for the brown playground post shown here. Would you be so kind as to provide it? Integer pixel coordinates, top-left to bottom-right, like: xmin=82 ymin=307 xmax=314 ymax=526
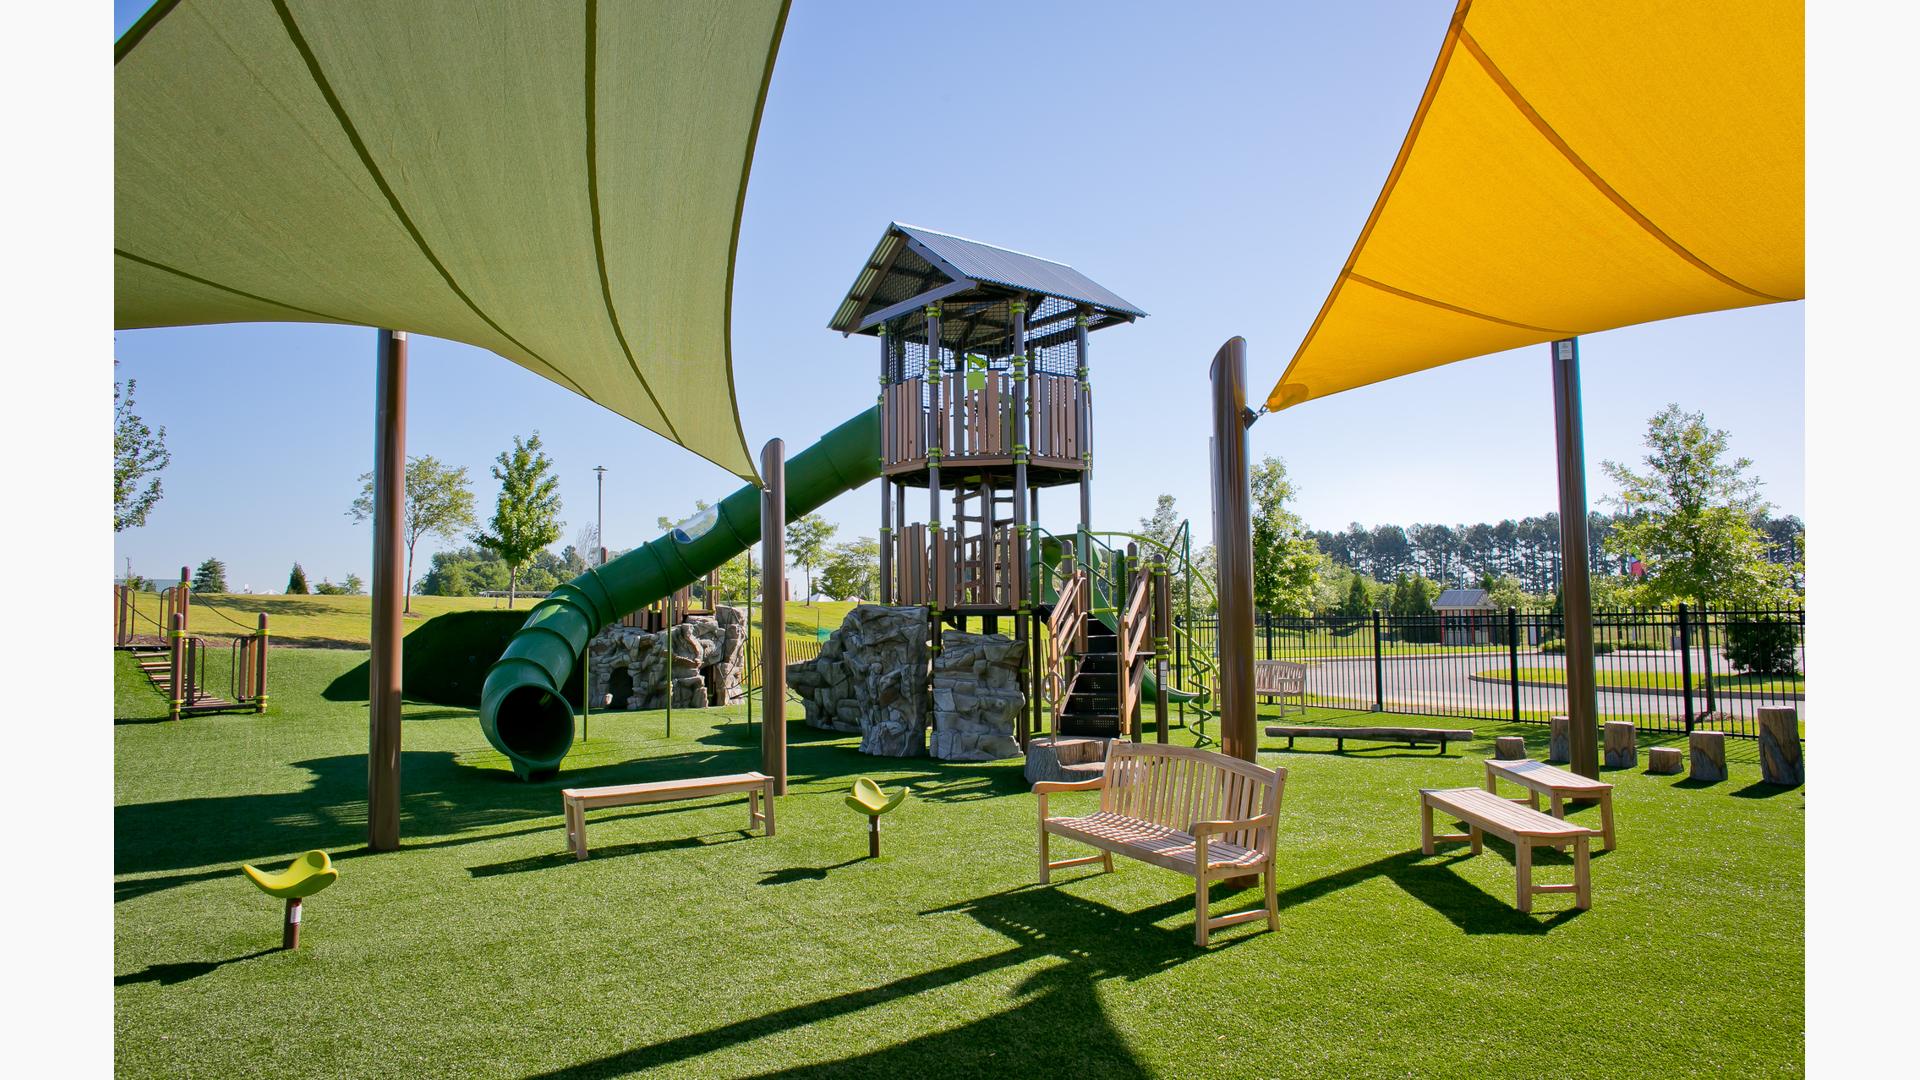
xmin=1153 ymin=554 xmax=1171 ymax=744
xmin=1209 ymin=338 xmax=1258 ymax=764
xmin=168 ymin=613 xmax=185 ymax=722
xmin=254 ymin=613 xmax=270 ymax=713
xmin=283 ymin=898 xmax=302 ymax=950
xmin=760 ymin=438 xmax=788 ymax=796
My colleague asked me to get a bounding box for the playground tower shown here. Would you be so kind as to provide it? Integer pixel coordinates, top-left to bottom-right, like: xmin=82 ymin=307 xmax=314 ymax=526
xmin=828 ymin=223 xmax=1146 ymax=743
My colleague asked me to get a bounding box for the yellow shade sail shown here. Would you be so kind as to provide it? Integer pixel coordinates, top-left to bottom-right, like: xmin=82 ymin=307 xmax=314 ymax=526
xmin=114 ymin=0 xmax=791 ymax=481
xmin=1268 ymin=0 xmax=1803 ymax=412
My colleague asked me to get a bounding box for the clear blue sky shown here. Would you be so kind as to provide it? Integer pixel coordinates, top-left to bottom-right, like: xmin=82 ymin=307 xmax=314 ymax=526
xmin=111 ymin=0 xmax=1804 ymax=592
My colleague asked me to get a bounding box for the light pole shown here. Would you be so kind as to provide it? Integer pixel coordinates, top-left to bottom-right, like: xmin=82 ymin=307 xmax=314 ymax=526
xmin=594 ymin=465 xmax=607 ymax=566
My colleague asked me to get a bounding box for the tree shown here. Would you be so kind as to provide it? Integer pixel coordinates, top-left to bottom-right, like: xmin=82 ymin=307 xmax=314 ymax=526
xmin=114 ymin=375 xmax=172 ymax=531
xmin=819 ymin=537 xmax=881 ymax=600
xmin=350 ymin=454 xmax=477 ymax=614
xmin=1250 ymin=457 xmax=1323 ymax=616
xmin=343 ymin=572 xmax=365 ymax=595
xmin=286 ymin=562 xmax=310 ymax=595
xmin=473 ymin=433 xmax=564 ymax=607
xmin=1389 ymin=573 xmax=1441 ymax=643
xmin=786 ymin=514 xmax=838 ymax=599
xmin=1601 ymin=405 xmax=1790 ymax=608
xmin=192 ymin=558 xmax=228 ymax=594
xmin=1340 ymin=573 xmax=1371 ymax=617
xmin=1139 ymin=493 xmax=1205 ymax=613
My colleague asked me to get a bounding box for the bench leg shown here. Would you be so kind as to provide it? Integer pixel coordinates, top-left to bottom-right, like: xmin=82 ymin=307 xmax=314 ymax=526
xmin=1039 ymin=822 xmax=1052 ymax=884
xmin=1600 ymin=794 xmax=1616 ymax=852
xmin=1194 ymin=877 xmax=1211 ymax=947
xmin=1529 ymin=790 xmax=1541 ymax=812
xmin=1484 ymin=763 xmax=1497 ymax=794
xmin=762 ymin=780 xmax=775 ymax=837
xmin=569 ymin=802 xmax=590 ymax=861
xmin=1574 ymin=834 xmax=1592 ymax=908
xmin=1420 ymin=798 xmax=1435 ymax=855
xmin=1264 ymin=862 xmax=1279 ymax=932
xmin=748 ymin=787 xmax=760 ymax=832
xmin=1515 ymin=841 xmax=1533 ymax=913
xmin=1549 ymin=793 xmax=1565 ymax=819
xmin=1100 ymin=847 xmax=1114 ymax=873
xmin=1469 ymin=825 xmax=1483 ymax=856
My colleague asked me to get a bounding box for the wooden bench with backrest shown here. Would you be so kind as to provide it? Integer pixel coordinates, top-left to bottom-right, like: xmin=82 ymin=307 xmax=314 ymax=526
xmin=1419 ymin=787 xmax=1595 ymax=912
xmin=1254 ymin=660 xmax=1307 ymax=715
xmin=1035 ymin=742 xmax=1286 ymax=945
xmin=1266 ymin=724 xmax=1476 ymax=754
xmin=562 ymin=772 xmax=774 ymax=860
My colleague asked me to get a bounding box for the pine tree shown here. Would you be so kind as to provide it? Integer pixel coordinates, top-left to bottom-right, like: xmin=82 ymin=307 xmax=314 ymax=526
xmin=286 ymin=562 xmax=310 ymax=595
xmin=192 ymin=558 xmax=229 ymax=594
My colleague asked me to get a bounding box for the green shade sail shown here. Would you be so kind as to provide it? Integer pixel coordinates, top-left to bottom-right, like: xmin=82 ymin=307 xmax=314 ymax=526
xmin=115 ymin=0 xmax=791 ymax=481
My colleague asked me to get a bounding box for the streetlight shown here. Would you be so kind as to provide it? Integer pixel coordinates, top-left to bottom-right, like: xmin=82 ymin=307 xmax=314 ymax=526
xmin=594 ymin=465 xmax=607 ymax=566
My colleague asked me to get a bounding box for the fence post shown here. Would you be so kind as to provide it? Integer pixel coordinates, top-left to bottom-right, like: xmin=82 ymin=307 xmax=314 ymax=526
xmin=1263 ymin=612 xmax=1274 ymax=661
xmin=1677 ymin=603 xmax=1695 ymax=731
xmin=1700 ymin=603 xmax=1716 ymax=718
xmin=1507 ymin=607 xmax=1521 ymax=723
xmin=1371 ymin=609 xmax=1385 ymax=713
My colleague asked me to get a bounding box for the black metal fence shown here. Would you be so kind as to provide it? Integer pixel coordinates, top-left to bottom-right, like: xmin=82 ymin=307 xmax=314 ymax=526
xmin=1176 ymin=604 xmax=1804 ymax=739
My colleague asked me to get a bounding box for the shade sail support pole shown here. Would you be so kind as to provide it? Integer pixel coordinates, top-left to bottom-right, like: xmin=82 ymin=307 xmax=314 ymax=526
xmin=760 ymin=438 xmax=788 ymax=796
xmin=1209 ymin=337 xmax=1257 ymax=764
xmin=1551 ymin=337 xmax=1600 ymax=779
xmin=369 ymin=329 xmax=407 ymax=850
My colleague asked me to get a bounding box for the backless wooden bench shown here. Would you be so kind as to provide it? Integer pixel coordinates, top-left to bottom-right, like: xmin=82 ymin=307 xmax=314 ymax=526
xmin=1267 ymin=725 xmax=1475 ymax=754
xmin=1483 ymin=757 xmax=1616 ymax=850
xmin=562 ymin=772 xmax=774 ymax=860
xmin=1420 ymin=787 xmax=1594 ymax=912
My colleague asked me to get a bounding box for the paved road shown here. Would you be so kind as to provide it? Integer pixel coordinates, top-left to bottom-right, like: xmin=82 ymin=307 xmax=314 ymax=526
xmin=1294 ymin=647 xmax=1804 ymax=726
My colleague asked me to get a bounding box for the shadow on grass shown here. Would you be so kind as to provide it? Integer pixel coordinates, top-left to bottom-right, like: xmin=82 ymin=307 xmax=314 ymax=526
xmin=114 ymin=727 xmax=1029 ymax=894
xmin=531 ymin=887 xmax=1212 ymax=1078
xmin=468 ymin=829 xmax=755 ymax=878
xmin=1277 ymin=850 xmax=1584 ymax=934
xmin=759 ymin=856 xmax=870 ymax=885
xmin=115 ymin=948 xmax=278 ymax=987
xmin=1731 ymin=780 xmax=1801 ymax=799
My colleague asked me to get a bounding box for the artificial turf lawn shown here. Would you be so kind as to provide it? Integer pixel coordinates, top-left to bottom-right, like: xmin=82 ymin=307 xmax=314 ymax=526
xmin=114 ymin=648 xmax=1804 ymax=1078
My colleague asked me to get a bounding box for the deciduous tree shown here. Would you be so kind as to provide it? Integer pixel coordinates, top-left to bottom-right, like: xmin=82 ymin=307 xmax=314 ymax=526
xmin=114 ymin=375 xmax=171 ymax=531
xmin=351 ymin=454 xmax=477 ymax=614
xmin=786 ymin=514 xmax=837 ymax=599
xmin=1250 ymin=457 xmax=1322 ymax=617
xmin=473 ymin=433 xmax=563 ymax=608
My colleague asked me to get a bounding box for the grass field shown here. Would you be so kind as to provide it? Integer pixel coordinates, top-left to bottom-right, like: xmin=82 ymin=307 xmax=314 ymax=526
xmin=123 ymin=591 xmax=860 ymax=650
xmin=114 ymin=648 xmax=1803 ymax=1077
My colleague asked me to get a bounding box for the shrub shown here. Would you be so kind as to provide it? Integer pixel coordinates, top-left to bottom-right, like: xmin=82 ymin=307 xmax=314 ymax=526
xmin=1538 ymin=639 xmax=1616 ymax=656
xmin=1725 ymin=616 xmax=1800 ymax=676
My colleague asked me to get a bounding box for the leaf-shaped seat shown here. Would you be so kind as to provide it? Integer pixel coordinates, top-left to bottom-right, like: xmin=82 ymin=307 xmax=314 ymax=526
xmin=242 ymin=849 xmax=339 ymax=899
xmin=844 ymin=778 xmax=906 ymax=817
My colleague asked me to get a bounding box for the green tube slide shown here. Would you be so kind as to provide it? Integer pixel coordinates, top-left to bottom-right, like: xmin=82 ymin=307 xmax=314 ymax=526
xmin=479 ymin=406 xmax=882 ymax=779
xmin=1033 ymin=538 xmax=1205 ymax=706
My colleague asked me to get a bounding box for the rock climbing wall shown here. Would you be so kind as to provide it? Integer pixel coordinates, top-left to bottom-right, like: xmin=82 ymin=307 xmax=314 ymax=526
xmin=587 ymin=606 xmax=746 ymax=711
xmin=787 ymin=604 xmax=1022 ymax=761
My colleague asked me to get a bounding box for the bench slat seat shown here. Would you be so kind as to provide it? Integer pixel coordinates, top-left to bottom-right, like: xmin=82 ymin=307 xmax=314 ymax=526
xmin=1419 ymin=786 xmax=1594 ymax=912
xmin=1037 ymin=742 xmax=1285 ymax=945
xmin=562 ymin=771 xmax=774 ymax=859
xmin=1044 ymin=812 xmax=1266 ymax=874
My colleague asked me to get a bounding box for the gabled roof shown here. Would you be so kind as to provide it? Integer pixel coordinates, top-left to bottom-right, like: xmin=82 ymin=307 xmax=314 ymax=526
xmin=828 ymin=223 xmax=1145 ymax=342
xmin=1433 ymin=588 xmax=1494 ymax=610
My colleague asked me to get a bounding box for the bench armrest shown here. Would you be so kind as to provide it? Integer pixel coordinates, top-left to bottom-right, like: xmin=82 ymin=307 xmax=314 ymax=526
xmin=1192 ymin=813 xmax=1276 ymax=838
xmin=1032 ymin=777 xmax=1106 ymax=795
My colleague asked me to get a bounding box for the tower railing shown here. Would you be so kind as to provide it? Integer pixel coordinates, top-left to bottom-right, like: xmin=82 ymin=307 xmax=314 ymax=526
xmin=880 ymin=369 xmax=1084 ymax=472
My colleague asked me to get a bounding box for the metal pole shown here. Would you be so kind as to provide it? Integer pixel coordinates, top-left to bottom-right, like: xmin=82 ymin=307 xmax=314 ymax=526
xmin=1550 ymin=338 xmax=1600 ymax=779
xmin=760 ymin=439 xmax=787 ymax=795
xmin=255 ymin=613 xmax=270 ymax=714
xmin=368 ymin=328 xmax=407 ymax=850
xmin=1507 ymin=607 xmax=1521 ymax=723
xmin=1208 ymin=337 xmax=1257 ymax=763
xmin=595 ymin=465 xmax=606 ymax=566
xmin=878 ymin=326 xmax=893 ymax=605
xmin=1678 ymin=602 xmax=1695 ymax=730
xmin=1372 ymin=609 xmax=1385 ymax=713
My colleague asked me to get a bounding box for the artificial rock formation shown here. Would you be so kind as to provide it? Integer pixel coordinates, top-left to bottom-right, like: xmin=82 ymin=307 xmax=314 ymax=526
xmin=788 ymin=604 xmax=1023 ymax=761
xmin=588 ymin=607 xmax=746 ymax=711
